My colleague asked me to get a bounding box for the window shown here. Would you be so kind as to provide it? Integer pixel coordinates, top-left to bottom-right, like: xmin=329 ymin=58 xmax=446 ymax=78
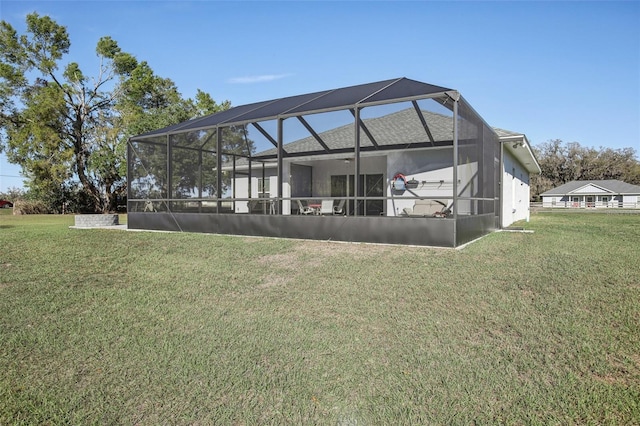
xmin=258 ymin=178 xmax=270 ymax=197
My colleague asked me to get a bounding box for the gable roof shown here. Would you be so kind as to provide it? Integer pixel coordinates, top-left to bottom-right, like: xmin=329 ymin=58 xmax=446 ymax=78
xmin=131 ymin=77 xmax=454 ymax=140
xmin=540 ymin=180 xmax=640 ymax=196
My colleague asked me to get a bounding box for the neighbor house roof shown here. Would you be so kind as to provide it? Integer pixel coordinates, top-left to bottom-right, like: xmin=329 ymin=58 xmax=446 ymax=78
xmin=540 ymin=180 xmax=640 ymax=196
xmin=132 ymin=77 xmax=455 ymax=140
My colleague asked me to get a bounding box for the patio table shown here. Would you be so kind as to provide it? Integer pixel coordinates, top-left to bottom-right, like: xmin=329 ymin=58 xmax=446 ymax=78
xmin=308 ymin=203 xmax=321 ymax=215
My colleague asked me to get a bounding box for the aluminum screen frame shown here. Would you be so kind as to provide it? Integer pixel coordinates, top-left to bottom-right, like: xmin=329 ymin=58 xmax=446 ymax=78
xmin=128 ymin=77 xmax=507 ymax=247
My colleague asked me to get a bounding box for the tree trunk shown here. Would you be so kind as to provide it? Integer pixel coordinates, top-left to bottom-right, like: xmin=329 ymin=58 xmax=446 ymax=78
xmin=72 ymin=114 xmax=103 ymax=212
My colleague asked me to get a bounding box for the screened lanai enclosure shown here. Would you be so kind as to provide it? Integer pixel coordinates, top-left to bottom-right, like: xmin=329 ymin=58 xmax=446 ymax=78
xmin=128 ymin=78 xmax=501 ymax=247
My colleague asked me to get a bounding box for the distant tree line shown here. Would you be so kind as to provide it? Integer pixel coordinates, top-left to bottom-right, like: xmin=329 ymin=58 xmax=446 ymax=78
xmin=0 ymin=13 xmax=251 ymax=214
xmin=530 ymin=139 xmax=640 ymax=201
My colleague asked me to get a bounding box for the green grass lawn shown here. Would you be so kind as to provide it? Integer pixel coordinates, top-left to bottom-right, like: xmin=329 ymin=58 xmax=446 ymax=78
xmin=1 ymin=212 xmax=638 ymax=424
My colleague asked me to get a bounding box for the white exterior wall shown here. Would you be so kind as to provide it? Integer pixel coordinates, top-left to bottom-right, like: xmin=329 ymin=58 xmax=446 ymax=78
xmin=622 ymin=195 xmax=639 ymax=208
xmin=231 ymin=163 xmax=291 ymax=213
xmin=502 ymin=149 xmax=531 ymax=227
xmin=229 ymin=146 xmax=539 ymax=219
xmin=386 ymin=148 xmax=464 ymax=216
xmin=542 ymin=195 xmax=560 ymax=207
xmin=233 ymin=176 xmax=249 ymax=212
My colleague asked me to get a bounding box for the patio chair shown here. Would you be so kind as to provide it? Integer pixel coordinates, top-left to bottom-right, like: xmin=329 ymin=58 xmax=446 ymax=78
xmin=297 ymin=200 xmax=314 ymax=215
xmin=320 ymin=200 xmax=334 ymax=215
xmin=143 ymin=200 xmax=156 ymax=212
xmin=333 ymin=199 xmax=346 ymax=215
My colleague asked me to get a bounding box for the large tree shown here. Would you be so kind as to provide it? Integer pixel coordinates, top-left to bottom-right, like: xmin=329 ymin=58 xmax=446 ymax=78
xmin=0 ymin=13 xmax=236 ymax=213
xmin=531 ymin=139 xmax=640 ymax=200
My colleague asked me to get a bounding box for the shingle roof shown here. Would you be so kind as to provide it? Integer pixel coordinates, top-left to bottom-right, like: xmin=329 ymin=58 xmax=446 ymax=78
xmin=493 ymin=127 xmax=523 ymax=138
xmin=250 ymin=107 xmax=455 ymax=158
xmin=230 ymin=107 xmax=533 ymax=169
xmin=540 ymin=180 xmax=640 ymax=196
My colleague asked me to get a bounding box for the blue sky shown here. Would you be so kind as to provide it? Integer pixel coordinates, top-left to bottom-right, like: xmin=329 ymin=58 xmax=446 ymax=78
xmin=1 ymin=0 xmax=639 ymax=192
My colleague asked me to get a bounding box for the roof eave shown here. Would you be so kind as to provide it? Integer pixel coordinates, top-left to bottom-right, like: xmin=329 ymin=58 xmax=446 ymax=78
xmin=501 ymin=134 xmax=541 ymax=174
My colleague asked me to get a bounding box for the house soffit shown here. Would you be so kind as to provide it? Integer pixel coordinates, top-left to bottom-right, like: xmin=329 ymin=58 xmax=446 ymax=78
xmin=500 ymin=134 xmax=540 ymax=174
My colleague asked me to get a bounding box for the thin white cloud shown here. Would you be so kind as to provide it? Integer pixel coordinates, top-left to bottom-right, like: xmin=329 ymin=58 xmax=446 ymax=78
xmin=227 ymin=73 xmax=293 ymax=84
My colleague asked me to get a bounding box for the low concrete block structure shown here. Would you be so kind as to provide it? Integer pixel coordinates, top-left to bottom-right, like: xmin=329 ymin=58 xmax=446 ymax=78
xmin=74 ymin=214 xmax=119 ymax=227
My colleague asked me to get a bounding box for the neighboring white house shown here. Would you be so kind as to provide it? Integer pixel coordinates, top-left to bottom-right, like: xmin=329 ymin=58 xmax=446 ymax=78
xmin=540 ymin=180 xmax=640 ymax=209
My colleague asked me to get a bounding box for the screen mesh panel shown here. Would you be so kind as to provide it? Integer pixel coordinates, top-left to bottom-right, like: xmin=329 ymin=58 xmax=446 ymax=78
xmin=127 ymin=78 xmax=510 ymax=247
xmin=363 ymin=79 xmax=451 ymax=104
xmin=131 ymin=78 xmax=453 ymax=140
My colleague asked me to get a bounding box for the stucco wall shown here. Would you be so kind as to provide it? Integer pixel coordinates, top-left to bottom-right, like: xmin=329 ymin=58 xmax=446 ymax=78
xmin=501 ymin=150 xmax=531 ymax=227
xmin=385 ymin=147 xmax=487 ymax=217
xmin=228 ymin=146 xmax=524 ymax=219
xmin=232 ymin=165 xmax=289 ymax=214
